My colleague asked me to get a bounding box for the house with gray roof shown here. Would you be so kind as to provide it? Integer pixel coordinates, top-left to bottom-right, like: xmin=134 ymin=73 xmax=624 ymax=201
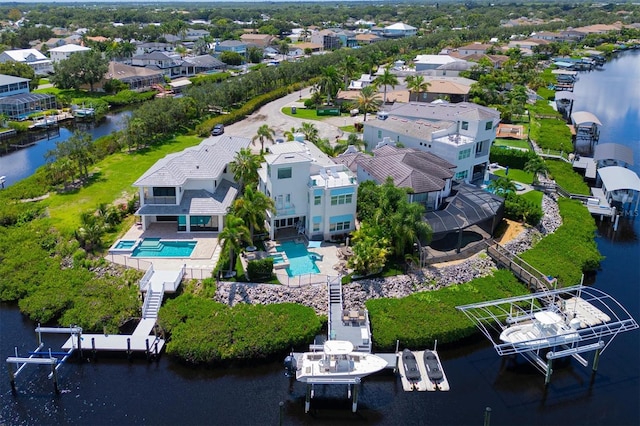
xmin=180 ymin=55 xmax=225 ymax=76
xmin=133 ymin=135 xmax=251 ymax=232
xmin=131 ymin=51 xmax=182 ymax=78
xmin=363 ymin=102 xmax=500 ymax=184
xmin=0 ymin=49 xmax=53 ymax=75
xmin=335 ymin=145 xmax=455 ymax=211
xmin=215 ymin=40 xmax=247 ymax=56
xmin=0 ymin=74 xmax=56 ymax=119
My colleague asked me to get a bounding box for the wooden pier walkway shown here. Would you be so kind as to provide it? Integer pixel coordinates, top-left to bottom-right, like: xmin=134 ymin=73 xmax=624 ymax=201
xmin=486 ymin=243 xmax=552 ymax=295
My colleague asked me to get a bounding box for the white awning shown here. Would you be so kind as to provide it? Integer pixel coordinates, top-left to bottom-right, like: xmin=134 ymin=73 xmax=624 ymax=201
xmin=594 ymin=143 xmax=634 ymax=166
xmin=598 ymin=166 xmax=640 ymax=192
xmin=572 ymin=111 xmax=602 ymax=126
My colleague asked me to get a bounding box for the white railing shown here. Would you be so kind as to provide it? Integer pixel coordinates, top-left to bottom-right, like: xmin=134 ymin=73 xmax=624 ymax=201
xmin=107 ymin=253 xmax=153 ymax=271
xmin=141 ymin=288 xmax=153 ymax=318
xmin=139 ymin=264 xmax=155 ymax=292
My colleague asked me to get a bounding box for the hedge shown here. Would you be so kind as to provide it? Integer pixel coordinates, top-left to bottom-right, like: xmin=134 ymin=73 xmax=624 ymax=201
xmin=490 ymin=146 xmax=537 ymax=169
xmin=159 ymin=295 xmax=322 ymax=364
xmin=247 ymin=258 xmax=274 ymax=282
xmin=366 ymin=270 xmax=529 ymax=351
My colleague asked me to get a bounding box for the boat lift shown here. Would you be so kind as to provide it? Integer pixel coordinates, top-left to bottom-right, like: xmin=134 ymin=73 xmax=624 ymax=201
xmin=456 ymin=285 xmax=638 ymax=384
xmin=6 ymin=324 xmax=83 ymax=393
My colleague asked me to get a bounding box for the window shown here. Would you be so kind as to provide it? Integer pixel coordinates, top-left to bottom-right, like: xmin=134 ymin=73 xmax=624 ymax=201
xmin=485 ymin=121 xmax=493 ymax=130
xmin=330 ymin=194 xmax=353 ymax=205
xmin=461 ymin=121 xmax=469 ymax=130
xmin=329 ymin=221 xmax=351 ymax=232
xmin=314 ymin=195 xmax=322 ymax=205
xmin=476 ymin=140 xmax=485 ymax=153
xmin=458 ymin=149 xmax=471 ymax=160
xmin=455 ymin=170 xmax=468 ymax=180
xmin=313 ymin=223 xmax=320 ymax=232
xmin=277 ymin=167 xmax=292 ymax=179
xmin=377 ymin=130 xmax=382 ymax=138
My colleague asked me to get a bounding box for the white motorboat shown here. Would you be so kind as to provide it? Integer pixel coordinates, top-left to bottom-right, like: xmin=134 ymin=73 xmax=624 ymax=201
xmin=500 ymin=311 xmax=582 ymax=347
xmin=292 ymin=340 xmax=388 ymax=383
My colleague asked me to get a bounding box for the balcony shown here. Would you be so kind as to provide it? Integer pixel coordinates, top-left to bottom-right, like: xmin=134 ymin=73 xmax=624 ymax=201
xmin=276 ymin=203 xmax=296 ymax=216
xmin=143 ymin=196 xmax=177 ymax=205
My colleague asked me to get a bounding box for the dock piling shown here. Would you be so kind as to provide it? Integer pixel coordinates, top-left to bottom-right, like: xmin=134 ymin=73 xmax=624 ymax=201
xmin=145 ymin=339 xmax=150 ymax=361
xmin=7 ymin=361 xmax=15 ymax=393
xmin=545 ymin=359 xmax=553 ymax=385
xmin=592 ymin=347 xmax=601 ymax=372
xmin=51 ymin=362 xmax=59 ymax=394
xmin=91 ymin=337 xmax=96 ymax=360
xmin=127 ymin=338 xmax=131 ymax=361
xmin=279 ymin=401 xmax=284 ymax=426
xmin=352 ymin=378 xmax=360 ymax=413
xmin=305 ymin=384 xmax=312 ymax=413
xmin=484 ymin=407 xmax=492 ymax=426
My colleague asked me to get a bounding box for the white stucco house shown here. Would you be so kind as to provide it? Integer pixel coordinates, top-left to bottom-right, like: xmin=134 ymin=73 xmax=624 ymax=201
xmin=133 ymin=135 xmax=251 ymax=232
xmin=0 ymin=49 xmax=53 ymax=75
xmin=48 ymin=44 xmax=91 ymax=63
xmin=363 ymin=102 xmax=501 ymax=183
xmin=258 ymin=139 xmax=358 ymax=241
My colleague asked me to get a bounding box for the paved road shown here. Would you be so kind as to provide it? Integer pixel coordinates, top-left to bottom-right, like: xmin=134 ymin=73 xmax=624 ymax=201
xmin=222 ymin=87 xmax=364 ymax=153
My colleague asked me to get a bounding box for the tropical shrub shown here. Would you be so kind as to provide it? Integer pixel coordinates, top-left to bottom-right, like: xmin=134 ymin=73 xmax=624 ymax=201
xmin=159 ymin=296 xmax=322 ymax=363
xmin=504 ymin=192 xmax=543 ymax=226
xmin=489 ymin=146 xmax=537 ymax=169
xmin=546 ymin=159 xmax=590 ymax=195
xmin=247 ymin=258 xmax=274 ymax=281
xmin=367 ymin=270 xmax=529 ymax=350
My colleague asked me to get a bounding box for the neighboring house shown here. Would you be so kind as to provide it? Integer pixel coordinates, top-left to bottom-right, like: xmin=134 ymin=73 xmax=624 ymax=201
xmin=414 ymin=54 xmax=462 ymax=72
xmin=0 ymin=74 xmax=56 ymax=119
xmin=48 ymin=44 xmax=91 ymax=63
xmin=258 ymin=140 xmax=358 ymax=241
xmin=180 ymin=55 xmax=225 ymax=76
xmin=240 ymin=33 xmax=275 ymax=48
xmin=293 ymin=42 xmax=323 ymax=54
xmin=311 ymin=30 xmax=341 ymax=51
xmin=407 ymin=76 xmax=476 ymax=103
xmin=135 ymin=42 xmax=174 ymax=56
xmin=531 ymin=31 xmax=561 ymax=42
xmin=131 ymin=51 xmax=182 ymax=78
xmin=457 ymin=43 xmax=494 ymax=56
xmin=43 ymin=38 xmax=66 ymax=48
xmin=363 ymin=102 xmax=501 ymax=183
xmin=185 ymin=28 xmax=210 ymax=41
xmin=355 ymin=33 xmax=382 ymax=45
xmin=0 ymin=49 xmax=53 ymax=75
xmin=215 ymin=40 xmax=247 ymax=56
xmin=348 ymin=74 xmax=374 ymax=90
xmin=507 ymin=38 xmax=550 ymax=55
xmin=382 ymin=23 xmax=417 ymax=38
xmin=133 ymin=136 xmax=251 ymax=232
xmin=97 ymin=61 xmax=164 ymax=92
xmin=335 ymin=144 xmax=455 ymax=211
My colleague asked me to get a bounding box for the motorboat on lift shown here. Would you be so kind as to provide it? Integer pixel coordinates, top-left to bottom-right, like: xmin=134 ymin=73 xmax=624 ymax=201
xmin=288 ymin=340 xmax=387 ymax=383
xmin=500 ymin=311 xmax=582 ymax=347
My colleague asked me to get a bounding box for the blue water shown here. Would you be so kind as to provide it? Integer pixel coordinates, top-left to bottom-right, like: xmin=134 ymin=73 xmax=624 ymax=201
xmin=276 ymin=241 xmax=320 ymax=276
xmin=113 ymin=239 xmax=136 ymax=250
xmin=131 ymin=239 xmax=196 ymax=257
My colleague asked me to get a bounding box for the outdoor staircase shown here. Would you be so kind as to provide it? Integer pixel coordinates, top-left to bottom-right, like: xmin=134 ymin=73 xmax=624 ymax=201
xmin=329 ymin=280 xmax=343 ymax=306
xmin=142 ymin=286 xmax=164 ymax=320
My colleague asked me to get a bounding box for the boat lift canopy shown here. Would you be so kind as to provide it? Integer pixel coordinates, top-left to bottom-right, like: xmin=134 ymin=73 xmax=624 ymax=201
xmin=456 ymin=285 xmax=638 ymax=357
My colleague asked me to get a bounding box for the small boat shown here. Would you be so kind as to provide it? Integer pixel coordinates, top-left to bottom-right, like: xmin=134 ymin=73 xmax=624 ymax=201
xmin=74 ymin=104 xmax=95 ymax=119
xmin=500 ymin=311 xmax=581 ymax=347
xmin=292 ymin=340 xmax=388 ymax=383
xmin=423 ymin=350 xmax=444 ymax=383
xmin=32 ymin=116 xmax=57 ymax=128
xmin=401 ymin=349 xmax=421 ymax=383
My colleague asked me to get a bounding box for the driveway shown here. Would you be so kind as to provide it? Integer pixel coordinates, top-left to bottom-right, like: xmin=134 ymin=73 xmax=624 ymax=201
xmin=223 ymin=87 xmax=366 ymax=153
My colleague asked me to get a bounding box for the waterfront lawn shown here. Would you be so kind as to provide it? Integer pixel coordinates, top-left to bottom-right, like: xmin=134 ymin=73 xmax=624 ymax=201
xmin=520 ymin=190 xmax=543 ymax=207
xmin=493 ymin=168 xmax=534 ymax=184
xmin=43 ymin=135 xmax=202 ymax=234
xmin=520 ymin=198 xmax=602 ymax=286
xmin=159 ymin=295 xmax=322 ymax=363
xmin=366 ymin=269 xmax=528 ymax=350
xmin=545 ymin=159 xmax=590 ymax=195
xmin=493 ymin=138 xmax=531 ymax=151
xmin=530 ymin=117 xmax=573 ymax=153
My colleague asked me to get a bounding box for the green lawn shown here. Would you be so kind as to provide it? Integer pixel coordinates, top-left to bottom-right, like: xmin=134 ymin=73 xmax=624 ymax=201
xmin=493 ymin=168 xmax=534 ymax=185
xmin=493 ymin=138 xmax=531 ymax=150
xmin=340 ymin=125 xmax=357 ymax=133
xmin=520 ymin=190 xmax=543 ymax=206
xmin=281 ymin=107 xmax=347 ymax=120
xmin=546 ymin=159 xmax=590 ymax=195
xmin=43 ymin=135 xmax=203 ymax=233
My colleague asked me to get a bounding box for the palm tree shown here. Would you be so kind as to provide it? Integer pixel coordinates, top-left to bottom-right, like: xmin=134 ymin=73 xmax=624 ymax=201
xmin=252 ymin=124 xmax=275 ymax=154
xmin=389 ymin=202 xmax=431 ymax=257
xmin=319 ymin=65 xmax=341 ymax=104
xmin=524 ymin=157 xmax=549 ymax=185
xmin=284 ymin=126 xmax=298 ymax=141
xmin=298 ymin=122 xmax=319 ymax=143
xmin=219 ymin=214 xmax=251 ymax=277
xmin=356 ymin=86 xmax=382 ymax=122
xmin=488 ymin=177 xmax=517 ymax=195
xmin=374 ymin=66 xmax=398 ymax=104
xmin=229 ymin=147 xmax=261 ymax=190
xmin=231 ymin=187 xmax=275 ymax=241
xmin=339 ymin=55 xmax=360 ymax=90
xmin=405 ymin=74 xmax=431 ymax=102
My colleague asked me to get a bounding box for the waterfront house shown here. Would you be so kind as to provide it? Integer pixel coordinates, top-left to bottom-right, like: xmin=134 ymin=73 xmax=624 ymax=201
xmin=215 ymin=40 xmax=247 ymax=56
xmin=0 ymin=74 xmax=56 ymax=120
xmin=258 ymin=140 xmax=358 ymax=241
xmin=179 ymin=55 xmax=225 ymax=76
xmin=133 ymin=136 xmax=251 ymax=232
xmin=93 ymin=62 xmax=164 ymax=92
xmin=0 ymin=49 xmax=53 ymax=75
xmin=48 ymin=44 xmax=91 ymax=63
xmin=335 ymin=144 xmax=455 ymax=211
xmin=131 ymin=51 xmax=182 ymax=78
xmin=363 ymin=102 xmax=500 ymax=184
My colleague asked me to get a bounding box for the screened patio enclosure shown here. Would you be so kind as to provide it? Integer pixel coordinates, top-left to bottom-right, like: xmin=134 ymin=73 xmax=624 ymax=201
xmin=423 ymin=183 xmax=504 ymax=255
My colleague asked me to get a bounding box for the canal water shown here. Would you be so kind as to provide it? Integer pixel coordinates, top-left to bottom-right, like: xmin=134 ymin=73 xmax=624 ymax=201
xmin=0 ymin=110 xmax=131 ymax=187
xmin=1 ymin=52 xmax=639 ymax=425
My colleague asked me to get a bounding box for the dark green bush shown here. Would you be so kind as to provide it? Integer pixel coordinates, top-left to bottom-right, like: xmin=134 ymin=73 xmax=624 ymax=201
xmin=366 ymin=270 xmax=529 ymax=350
xmin=190 ymin=72 xmax=232 ymax=86
xmin=247 ymin=258 xmax=274 ymax=281
xmin=490 ymin=146 xmax=537 ymax=169
xmin=504 ymin=193 xmax=543 ymax=226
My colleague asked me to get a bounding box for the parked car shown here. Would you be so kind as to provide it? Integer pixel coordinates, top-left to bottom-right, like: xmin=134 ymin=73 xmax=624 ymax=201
xmin=211 ymin=124 xmax=224 ymax=136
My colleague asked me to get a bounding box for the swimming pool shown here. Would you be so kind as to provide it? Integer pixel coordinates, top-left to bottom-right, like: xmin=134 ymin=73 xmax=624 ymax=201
xmin=276 ymin=241 xmax=320 ymax=277
xmin=131 ymin=238 xmax=197 ymax=258
xmin=114 ymin=240 xmax=137 ymax=250
xmin=270 ymin=253 xmax=286 ymax=264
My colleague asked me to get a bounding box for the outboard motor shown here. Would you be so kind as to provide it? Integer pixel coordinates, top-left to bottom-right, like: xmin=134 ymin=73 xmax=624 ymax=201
xmin=283 ymin=354 xmax=297 ymax=377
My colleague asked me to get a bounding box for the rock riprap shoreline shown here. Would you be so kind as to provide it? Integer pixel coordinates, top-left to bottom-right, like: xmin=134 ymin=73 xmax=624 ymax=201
xmin=214 ymin=193 xmax=563 ymax=315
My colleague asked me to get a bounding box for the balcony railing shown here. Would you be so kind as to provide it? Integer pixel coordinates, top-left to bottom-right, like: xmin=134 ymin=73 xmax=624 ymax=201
xmin=276 ymin=203 xmax=296 ymax=216
xmin=144 ymin=196 xmax=177 ymax=205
